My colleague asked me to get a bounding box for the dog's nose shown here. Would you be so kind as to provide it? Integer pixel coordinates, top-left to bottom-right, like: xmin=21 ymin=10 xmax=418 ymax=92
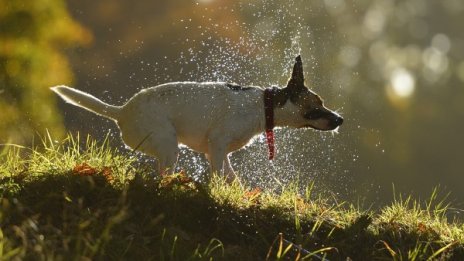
xmin=335 ymin=116 xmax=343 ymax=126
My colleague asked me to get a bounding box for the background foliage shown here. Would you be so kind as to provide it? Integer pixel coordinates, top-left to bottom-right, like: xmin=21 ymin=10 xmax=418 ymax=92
xmin=0 ymin=0 xmax=91 ymax=144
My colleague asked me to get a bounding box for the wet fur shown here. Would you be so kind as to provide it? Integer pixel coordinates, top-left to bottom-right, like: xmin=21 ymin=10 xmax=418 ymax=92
xmin=51 ymin=56 xmax=343 ymax=181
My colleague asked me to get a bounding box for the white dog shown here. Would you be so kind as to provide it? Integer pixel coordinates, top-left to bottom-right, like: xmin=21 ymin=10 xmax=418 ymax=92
xmin=52 ymin=56 xmax=343 ymax=181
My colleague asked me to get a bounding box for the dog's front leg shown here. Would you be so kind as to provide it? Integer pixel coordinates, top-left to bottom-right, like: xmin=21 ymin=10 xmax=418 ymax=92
xmin=207 ymin=151 xmax=225 ymax=176
xmin=223 ymin=155 xmax=237 ymax=183
xmin=207 ymin=141 xmax=227 ymax=177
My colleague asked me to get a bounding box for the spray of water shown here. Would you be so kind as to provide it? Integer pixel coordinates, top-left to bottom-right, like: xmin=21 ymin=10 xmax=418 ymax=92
xmin=102 ymin=0 xmax=366 ymax=199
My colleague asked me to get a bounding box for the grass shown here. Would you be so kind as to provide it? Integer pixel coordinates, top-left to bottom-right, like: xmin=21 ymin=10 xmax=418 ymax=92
xmin=0 ymin=134 xmax=463 ymax=260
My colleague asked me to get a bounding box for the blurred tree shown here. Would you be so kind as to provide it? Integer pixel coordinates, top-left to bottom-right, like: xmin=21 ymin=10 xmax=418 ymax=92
xmin=0 ymin=0 xmax=91 ymax=144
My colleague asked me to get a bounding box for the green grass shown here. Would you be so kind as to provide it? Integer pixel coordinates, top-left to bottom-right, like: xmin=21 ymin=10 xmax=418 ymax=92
xmin=1 ymin=134 xmax=463 ymax=260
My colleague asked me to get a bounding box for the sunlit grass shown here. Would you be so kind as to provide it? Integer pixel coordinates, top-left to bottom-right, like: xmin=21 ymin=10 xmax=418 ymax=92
xmin=29 ymin=132 xmax=137 ymax=183
xmin=0 ymin=133 xmax=463 ymax=260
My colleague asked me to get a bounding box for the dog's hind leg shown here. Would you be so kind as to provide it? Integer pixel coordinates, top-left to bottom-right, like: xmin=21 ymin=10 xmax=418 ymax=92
xmin=132 ymin=125 xmax=179 ymax=176
xmin=158 ymin=145 xmax=179 ymax=175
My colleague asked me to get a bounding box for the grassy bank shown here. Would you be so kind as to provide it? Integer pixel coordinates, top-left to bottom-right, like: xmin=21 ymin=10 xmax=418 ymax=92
xmin=1 ymin=134 xmax=463 ymax=260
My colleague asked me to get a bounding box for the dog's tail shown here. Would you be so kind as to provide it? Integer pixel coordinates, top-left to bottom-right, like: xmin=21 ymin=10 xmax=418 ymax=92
xmin=51 ymin=85 xmax=121 ymax=120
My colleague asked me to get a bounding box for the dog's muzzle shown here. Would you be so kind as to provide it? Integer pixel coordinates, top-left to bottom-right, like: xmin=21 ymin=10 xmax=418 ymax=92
xmin=329 ymin=115 xmax=344 ymax=129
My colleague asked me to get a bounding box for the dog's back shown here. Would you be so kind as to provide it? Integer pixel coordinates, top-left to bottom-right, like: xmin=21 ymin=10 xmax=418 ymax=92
xmin=118 ymin=82 xmax=264 ymax=154
xmin=53 ymin=82 xmax=265 ymax=155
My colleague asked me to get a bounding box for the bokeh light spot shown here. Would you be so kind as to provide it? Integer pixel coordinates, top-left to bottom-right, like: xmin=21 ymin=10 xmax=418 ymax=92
xmin=390 ymin=68 xmax=415 ymax=98
xmin=339 ymin=45 xmax=361 ymax=67
xmin=431 ymin=33 xmax=451 ymax=53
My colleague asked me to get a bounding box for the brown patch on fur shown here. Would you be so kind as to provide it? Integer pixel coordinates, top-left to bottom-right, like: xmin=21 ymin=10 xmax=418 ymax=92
xmin=284 ymin=55 xmax=325 ymax=110
xmin=293 ymin=90 xmax=324 ymax=109
xmin=286 ymin=55 xmax=311 ymax=106
xmin=270 ymin=87 xmax=289 ymax=108
xmin=282 ymin=55 xmax=343 ymax=129
xmin=288 ymin=55 xmax=305 ymax=86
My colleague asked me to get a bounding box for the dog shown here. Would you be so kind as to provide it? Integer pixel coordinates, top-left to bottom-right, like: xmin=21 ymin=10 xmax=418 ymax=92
xmin=52 ymin=56 xmax=343 ymax=181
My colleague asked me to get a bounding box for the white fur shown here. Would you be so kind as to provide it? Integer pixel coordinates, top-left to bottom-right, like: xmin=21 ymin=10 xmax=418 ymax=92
xmin=52 ymin=82 xmax=307 ymax=180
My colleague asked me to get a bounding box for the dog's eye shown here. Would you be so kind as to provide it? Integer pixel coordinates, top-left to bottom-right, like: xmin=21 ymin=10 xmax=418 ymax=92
xmin=305 ymin=108 xmax=325 ymax=120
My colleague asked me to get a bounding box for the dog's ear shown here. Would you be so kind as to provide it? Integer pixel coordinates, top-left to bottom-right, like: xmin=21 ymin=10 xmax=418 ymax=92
xmin=287 ymin=55 xmax=305 ymax=89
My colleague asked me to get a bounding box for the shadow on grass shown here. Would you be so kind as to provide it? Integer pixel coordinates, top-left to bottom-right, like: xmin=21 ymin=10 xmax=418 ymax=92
xmin=1 ymin=173 xmax=463 ymax=260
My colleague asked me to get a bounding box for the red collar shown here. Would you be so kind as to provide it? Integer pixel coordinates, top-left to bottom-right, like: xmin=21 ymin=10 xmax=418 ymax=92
xmin=264 ymin=88 xmax=275 ymax=160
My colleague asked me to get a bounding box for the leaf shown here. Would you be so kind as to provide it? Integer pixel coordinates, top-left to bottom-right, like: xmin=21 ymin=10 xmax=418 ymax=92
xmin=101 ymin=166 xmax=114 ymax=182
xmin=244 ymin=187 xmax=262 ymax=203
xmin=417 ymin=222 xmax=427 ymax=233
xmin=72 ymin=162 xmax=98 ymax=176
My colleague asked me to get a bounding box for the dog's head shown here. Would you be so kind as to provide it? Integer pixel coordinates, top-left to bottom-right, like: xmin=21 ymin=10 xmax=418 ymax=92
xmin=274 ymin=56 xmax=343 ymax=131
